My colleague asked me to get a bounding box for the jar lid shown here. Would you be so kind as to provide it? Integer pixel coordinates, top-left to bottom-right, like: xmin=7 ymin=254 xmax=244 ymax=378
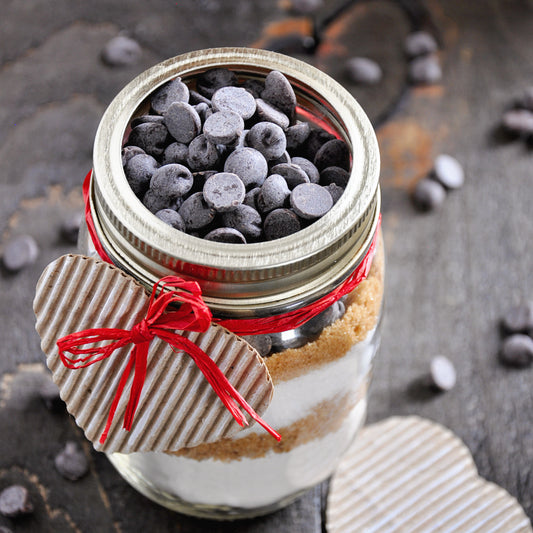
xmin=92 ymin=47 xmax=380 ymax=315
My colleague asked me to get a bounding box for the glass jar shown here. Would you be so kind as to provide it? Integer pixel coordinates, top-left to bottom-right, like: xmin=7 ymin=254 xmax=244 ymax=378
xmin=80 ymin=47 xmax=383 ymax=520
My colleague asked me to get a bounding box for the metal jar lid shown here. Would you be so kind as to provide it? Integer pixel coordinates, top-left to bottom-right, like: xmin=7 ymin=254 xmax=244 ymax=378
xmin=91 ymin=47 xmax=380 ymax=316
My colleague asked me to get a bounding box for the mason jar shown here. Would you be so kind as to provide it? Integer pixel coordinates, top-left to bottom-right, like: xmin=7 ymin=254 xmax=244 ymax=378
xmin=79 ymin=47 xmax=383 ymax=520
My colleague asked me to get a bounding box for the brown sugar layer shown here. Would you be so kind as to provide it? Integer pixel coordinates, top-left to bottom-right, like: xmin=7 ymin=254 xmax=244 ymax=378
xmin=168 ymin=382 xmax=367 ymax=462
xmin=266 ymin=232 xmax=384 ymax=384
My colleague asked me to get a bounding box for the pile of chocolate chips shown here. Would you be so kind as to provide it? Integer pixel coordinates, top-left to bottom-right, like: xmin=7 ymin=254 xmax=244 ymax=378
xmin=122 ymin=68 xmax=351 ymax=243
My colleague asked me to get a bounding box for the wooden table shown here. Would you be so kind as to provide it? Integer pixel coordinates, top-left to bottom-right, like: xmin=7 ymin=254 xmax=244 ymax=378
xmin=0 ymin=1 xmax=532 ymax=531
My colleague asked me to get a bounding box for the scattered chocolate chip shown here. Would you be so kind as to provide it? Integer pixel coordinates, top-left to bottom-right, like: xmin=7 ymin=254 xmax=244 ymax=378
xmin=242 ymin=334 xmax=273 ymax=357
xmin=2 ymin=235 xmax=39 ymax=272
xmin=197 ymin=68 xmax=238 ymax=98
xmin=101 ymin=35 xmax=142 ymax=67
xmin=432 ymin=154 xmax=465 ymax=189
xmin=155 ymin=209 xmax=185 ymax=231
xmin=409 ymin=55 xmax=442 ymax=85
xmin=0 ymin=485 xmax=33 ymax=517
xmin=203 ymin=172 xmax=245 ymax=212
xmin=500 ymin=334 xmax=533 ymax=368
xmin=411 ymin=177 xmax=446 ymax=211
xmin=151 ymin=77 xmax=190 ymax=114
xmin=178 ymin=192 xmax=217 ymax=230
xmin=127 ymin=122 xmax=169 ymax=158
xmin=501 ymin=302 xmax=533 ymax=335
xmin=55 ymin=442 xmax=89 ymax=481
xmin=314 ymin=139 xmax=350 ymax=171
xmin=204 ymin=227 xmax=247 ymax=244
xmin=429 ymin=355 xmax=457 ymax=391
xmin=291 ymin=182 xmax=333 ymax=219
xmin=502 ymin=109 xmax=533 ymax=136
xmin=345 ymin=57 xmax=383 ymax=85
xmin=60 ymin=212 xmax=83 ymax=244
xmin=164 ymin=102 xmax=202 ymax=144
xmin=404 ymin=31 xmax=438 ymax=58
xmin=224 ymin=147 xmax=268 ymax=189
xmin=203 ymin=110 xmax=244 ymax=146
xmin=40 ymin=375 xmax=64 ymax=412
xmin=212 ymin=86 xmax=256 ymax=120
xmin=263 ymin=208 xmax=302 ymax=240
xmin=246 ymin=122 xmax=287 ymax=161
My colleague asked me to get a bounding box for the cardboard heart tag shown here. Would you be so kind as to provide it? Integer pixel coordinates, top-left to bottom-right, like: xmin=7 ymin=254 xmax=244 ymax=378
xmin=33 ymin=254 xmax=275 ymax=454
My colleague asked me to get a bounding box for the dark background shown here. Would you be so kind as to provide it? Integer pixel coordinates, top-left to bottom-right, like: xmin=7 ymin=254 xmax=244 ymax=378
xmin=0 ymin=1 xmax=532 ymax=531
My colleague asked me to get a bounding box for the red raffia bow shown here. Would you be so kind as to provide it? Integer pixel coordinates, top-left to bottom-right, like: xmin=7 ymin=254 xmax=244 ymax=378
xmin=57 ymin=276 xmax=281 ymax=444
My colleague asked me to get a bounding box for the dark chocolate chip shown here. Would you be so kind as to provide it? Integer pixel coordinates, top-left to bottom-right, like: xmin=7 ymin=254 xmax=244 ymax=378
xmin=204 ymin=227 xmax=247 ymax=244
xmin=0 ymin=485 xmax=33 ymax=517
xmin=40 ymin=375 xmax=64 ymax=412
xmin=241 ymin=79 xmax=265 ymax=98
xmin=101 ymin=35 xmax=142 ymax=67
xmin=121 ymin=145 xmax=145 ymax=166
xmin=179 ymin=192 xmax=216 ymax=230
xmin=155 ymin=208 xmax=186 ymax=231
xmin=411 ymin=177 xmax=446 ymax=211
xmin=299 ymin=128 xmax=336 ymax=161
xmin=197 ymin=68 xmax=238 ymax=98
xmin=263 ymin=208 xmax=301 ymax=240
xmin=320 ymin=166 xmax=350 ymax=187
xmin=255 ymin=99 xmax=290 ymax=129
xmin=127 ymin=122 xmax=169 ymax=158
xmin=222 ymin=204 xmax=263 ymax=239
xmin=124 ymin=154 xmax=160 ymax=197
xmin=432 ymin=154 xmax=464 ymax=189
xmin=501 ymin=302 xmax=533 ymax=334
xmin=404 ymin=31 xmax=438 ymax=58
xmin=2 ymin=234 xmax=39 ymax=272
xmin=142 ymin=189 xmax=178 ymax=214
xmin=302 ymin=301 xmax=345 ymax=336
xmin=345 ymin=57 xmax=382 ymax=85
xmin=271 ymin=163 xmax=309 ymax=189
xmin=60 ymin=212 xmax=83 ymax=244
xmin=242 ymin=334 xmax=273 ymax=357
xmin=243 ymin=187 xmax=261 ymax=209
xmin=261 ymin=70 xmax=297 ymax=120
xmin=150 ymin=164 xmax=194 ymax=198
xmin=187 ymin=134 xmax=219 ymax=171
xmin=164 ymin=102 xmax=202 ymax=144
xmin=500 ymin=334 xmax=533 ymax=368
xmin=151 ymin=77 xmax=190 ymax=114
xmin=269 ymin=151 xmax=291 ymax=167
xmin=224 ymin=147 xmax=268 ymax=189
xmin=194 ymin=102 xmax=211 ymax=124
xmin=203 ymin=110 xmax=244 ymax=146
xmin=257 ymin=174 xmax=291 ymax=214
xmin=409 ymin=55 xmax=442 ymax=85
xmin=55 ymin=441 xmax=89 ymax=481
xmin=212 ymin=86 xmax=257 ymax=120
xmin=314 ymin=139 xmax=350 ymax=171
xmin=203 ymin=172 xmax=245 ymax=212
xmin=290 ymin=182 xmax=333 ymax=219
xmin=130 ymin=114 xmax=165 ymax=129
xmin=285 ymin=122 xmax=311 ymax=151
xmin=246 ymin=122 xmax=287 ymax=161
xmin=502 ymin=109 xmax=533 ymax=136
xmin=291 ymin=156 xmax=320 ymax=183
xmin=429 ymin=355 xmax=457 ymax=391
xmin=189 ymin=90 xmax=211 ymax=106
xmin=323 ymin=183 xmax=344 ymax=204
xmin=162 ymin=142 xmax=189 ymax=165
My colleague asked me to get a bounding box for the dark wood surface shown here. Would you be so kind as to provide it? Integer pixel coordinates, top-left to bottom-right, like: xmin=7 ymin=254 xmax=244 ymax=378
xmin=1 ymin=1 xmax=532 ymax=531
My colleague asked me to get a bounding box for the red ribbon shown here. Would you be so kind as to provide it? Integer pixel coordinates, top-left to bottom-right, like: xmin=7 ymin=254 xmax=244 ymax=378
xmin=57 ymin=276 xmax=281 ymax=444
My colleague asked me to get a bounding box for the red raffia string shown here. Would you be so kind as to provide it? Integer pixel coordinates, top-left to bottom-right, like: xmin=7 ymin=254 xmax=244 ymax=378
xmin=57 ymin=276 xmax=281 ymax=444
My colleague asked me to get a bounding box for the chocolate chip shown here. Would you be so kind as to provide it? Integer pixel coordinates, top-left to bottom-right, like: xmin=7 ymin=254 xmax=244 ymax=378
xmin=222 ymin=204 xmax=263 ymax=239
xmin=162 ymin=142 xmax=189 ymax=165
xmin=223 ymin=147 xmax=268 ymax=189
xmin=246 ymin=122 xmax=287 ymax=161
xmin=314 ymin=139 xmax=350 ymax=171
xmin=142 ymin=189 xmax=178 ymax=214
xmin=502 ymin=109 xmax=533 ymax=136
xmin=501 ymin=302 xmax=533 ymax=334
xmin=323 ymin=183 xmax=344 ymax=204
xmin=257 ymin=174 xmax=291 ymax=214
xmin=243 ymin=187 xmax=261 ymax=209
xmin=320 ymin=166 xmax=350 ymax=187
xmin=151 ymin=77 xmax=189 ymax=114
xmin=411 ymin=177 xmax=446 ymax=211
xmin=59 ymin=211 xmax=83 ymax=245
xmin=271 ymin=163 xmax=309 ymax=189
xmin=255 ymin=99 xmax=290 ymax=129
xmin=303 ymin=300 xmax=346 ymax=336
xmin=150 ymin=164 xmax=194 ymax=198
xmin=263 ymin=208 xmax=302 ymax=240
xmin=40 ymin=375 xmax=64 ymax=412
xmin=345 ymin=57 xmax=382 ymax=85
xmin=0 ymin=526 xmax=13 ymax=533
xmin=299 ymin=128 xmax=336 ymax=161
xmin=130 ymin=114 xmax=165 ymax=129
xmin=197 ymin=68 xmax=238 ymax=98
xmin=124 ymin=153 xmax=160 ymax=197
xmin=269 ymin=151 xmax=291 ymax=167
xmin=242 ymin=334 xmax=273 ymax=357
xmin=409 ymin=55 xmax=442 ymax=85
xmin=2 ymin=235 xmax=39 ymax=272
xmin=404 ymin=31 xmax=438 ymax=58
xmin=291 ymin=182 xmax=333 ymax=219
xmin=432 ymin=154 xmax=464 ymax=189
xmin=187 ymin=134 xmax=219 ymax=171
xmin=285 ymin=122 xmax=311 ymax=151
xmin=204 ymin=227 xmax=247 ymax=244
xmin=500 ymin=334 xmax=533 ymax=368
xmin=179 ymin=192 xmax=216 ymax=230
xmin=164 ymin=102 xmax=201 ymax=144
xmin=55 ymin=442 xmax=89 ymax=481
xmin=203 ymin=110 xmax=244 ymax=146
xmin=194 ymin=102 xmax=211 ymax=124
xmin=101 ymin=35 xmax=142 ymax=67
xmin=121 ymin=145 xmax=145 ymax=166
xmin=291 ymin=156 xmax=319 ymax=183
xmin=203 ymin=172 xmax=245 ymax=212
xmin=127 ymin=122 xmax=169 ymax=158
xmin=212 ymin=86 xmax=257 ymax=120
xmin=155 ymin=209 xmax=186 ymax=231
xmin=261 ymin=70 xmax=297 ymax=120
xmin=429 ymin=355 xmax=456 ymax=391
xmin=241 ymin=79 xmax=265 ymax=98
xmin=0 ymin=485 xmax=33 ymax=517
xmin=189 ymin=90 xmax=211 ymax=106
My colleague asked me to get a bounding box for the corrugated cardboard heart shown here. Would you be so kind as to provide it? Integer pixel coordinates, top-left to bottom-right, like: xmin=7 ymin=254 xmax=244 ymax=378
xmin=327 ymin=416 xmax=532 ymax=533
xmin=33 ymin=254 xmax=274 ymax=454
